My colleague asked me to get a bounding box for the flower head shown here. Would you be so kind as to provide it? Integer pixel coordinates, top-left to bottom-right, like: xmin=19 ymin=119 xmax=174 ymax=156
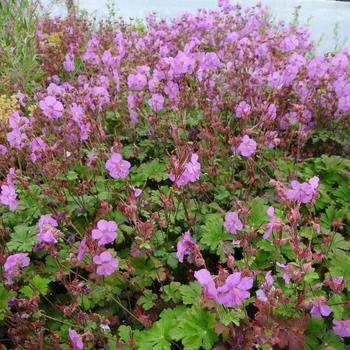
xmin=148 ymin=94 xmax=164 ymax=112
xmin=38 ymin=214 xmax=58 ymax=244
xmin=92 ymin=220 xmax=118 ymax=246
xmin=194 ymin=269 xmax=253 ymax=307
xmin=39 ymin=96 xmax=64 ymax=119
xmin=224 ymin=211 xmax=243 ymax=235
xmin=0 ymin=184 xmax=17 ymax=211
xmin=237 ymin=135 xmax=257 ymax=157
xmin=105 ymin=152 xmax=131 ymax=179
xmin=69 ymin=329 xmax=84 ymax=350
xmin=332 ymin=319 xmax=350 ymax=338
xmin=176 ymin=231 xmax=196 ymax=263
xmin=286 ymin=176 xmax=319 ymax=203
xmin=93 ymin=251 xmax=119 ymax=276
xmin=4 ymin=253 xmax=30 ymax=285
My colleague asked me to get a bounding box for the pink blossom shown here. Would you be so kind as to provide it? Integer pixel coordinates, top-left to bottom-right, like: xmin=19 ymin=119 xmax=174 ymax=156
xmin=39 ymin=96 xmax=64 ymax=119
xmin=69 ymin=329 xmax=84 ymax=350
xmin=263 ymin=206 xmax=275 ymax=239
xmin=194 ymin=269 xmax=253 ymax=307
xmin=148 ymin=94 xmax=164 ymax=112
xmin=332 ymin=319 xmax=350 ymax=338
xmin=7 ymin=129 xmax=27 ymax=150
xmin=92 ymin=220 xmax=118 ymax=246
xmin=93 ymin=251 xmax=119 ymax=275
xmin=37 ymin=214 xmax=58 ymax=244
xmin=77 ymin=238 xmax=87 ymax=262
xmin=0 ymin=184 xmax=17 ymax=211
xmin=4 ymin=253 xmax=30 ymax=285
xmin=30 ymin=137 xmax=48 ymax=163
xmin=311 ymin=302 xmax=332 ymax=317
xmin=286 ymin=176 xmax=319 ymax=203
xmin=237 ymin=135 xmax=257 ymax=157
xmin=127 ymin=73 xmax=147 ymax=90
xmin=176 ymin=231 xmax=195 ymax=263
xmin=235 ymin=101 xmax=251 ymax=118
xmin=224 ymin=211 xmax=243 ymax=235
xmin=63 ymin=53 xmax=75 ymax=72
xmin=169 ymin=153 xmax=201 ymax=187
xmin=105 ymin=152 xmax=131 ymax=179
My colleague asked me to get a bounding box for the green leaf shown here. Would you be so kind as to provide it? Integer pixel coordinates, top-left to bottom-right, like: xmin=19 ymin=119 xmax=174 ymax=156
xmin=7 ymin=225 xmax=36 ymax=252
xmin=328 ymin=250 xmax=350 ymax=279
xmin=180 ymin=282 xmax=202 ymax=305
xmin=249 ymin=197 xmax=268 ymax=227
xmin=20 ymin=286 xmax=33 ymax=299
xmin=170 ymin=307 xmax=218 ymax=350
xmin=161 ymin=282 xmax=181 ymax=303
xmin=137 ymin=290 xmax=157 ymax=311
xmin=135 ymin=316 xmax=176 ymax=350
xmin=0 ymin=285 xmax=16 ymax=320
xmin=32 ymin=276 xmax=51 ymax=295
xmin=200 ymin=214 xmax=231 ymax=252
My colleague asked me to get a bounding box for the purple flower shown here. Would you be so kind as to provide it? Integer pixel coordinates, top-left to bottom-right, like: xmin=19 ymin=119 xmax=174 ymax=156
xmin=216 ymin=272 xmax=253 ymax=306
xmin=333 ymin=319 xmax=350 ymax=338
xmin=172 ymin=51 xmax=195 ymax=75
xmin=134 ymin=188 xmax=143 ymax=197
xmin=0 ymin=184 xmax=17 ymax=211
xmin=194 ymin=269 xmax=253 ymax=307
xmin=311 ymin=302 xmax=332 ymax=317
xmin=148 ymin=94 xmax=164 ymax=112
xmin=127 ymin=73 xmax=147 ymax=90
xmin=105 ymin=152 xmax=131 ymax=179
xmin=286 ymin=176 xmax=319 ymax=203
xmin=4 ymin=253 xmax=30 ymax=285
xmin=93 ymin=251 xmax=119 ymax=275
xmin=0 ymin=144 xmax=7 ymax=155
xmin=238 ymin=135 xmax=257 ymax=158
xmin=169 ymin=153 xmax=201 ymax=187
xmin=69 ymin=329 xmax=84 ymax=350
xmin=92 ymin=220 xmax=118 ymax=246
xmin=30 ymin=137 xmax=48 ymax=163
xmin=39 ymin=96 xmax=64 ymax=119
xmin=63 ymin=53 xmax=75 ymax=72
xmin=194 ymin=269 xmax=217 ymax=298
xmin=235 ymin=101 xmax=251 ymax=118
xmin=224 ymin=211 xmax=243 ymax=235
xmin=37 ymin=214 xmax=58 ymax=244
xmin=77 ymin=238 xmax=87 ymax=262
xmin=263 ymin=206 xmax=275 ymax=239
xmin=176 ymin=231 xmax=195 ymax=263
xmin=7 ymin=129 xmax=27 ymax=150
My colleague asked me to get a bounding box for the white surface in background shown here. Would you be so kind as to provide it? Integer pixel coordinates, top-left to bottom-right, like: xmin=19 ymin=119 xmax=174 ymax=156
xmin=41 ymin=0 xmax=350 ymax=53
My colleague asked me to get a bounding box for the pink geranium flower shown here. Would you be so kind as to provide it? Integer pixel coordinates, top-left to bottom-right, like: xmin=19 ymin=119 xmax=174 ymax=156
xmin=237 ymin=135 xmax=257 ymax=157
xmin=105 ymin=152 xmax=131 ymax=179
xmin=92 ymin=220 xmax=118 ymax=246
xmin=39 ymin=96 xmax=64 ymax=119
xmin=4 ymin=253 xmax=30 ymax=285
xmin=37 ymin=214 xmax=59 ymax=244
xmin=69 ymin=329 xmax=84 ymax=350
xmin=148 ymin=94 xmax=164 ymax=112
xmin=0 ymin=184 xmax=17 ymax=211
xmin=169 ymin=153 xmax=201 ymax=187
xmin=194 ymin=269 xmax=253 ymax=307
xmin=224 ymin=211 xmax=243 ymax=235
xmin=93 ymin=251 xmax=119 ymax=276
xmin=176 ymin=231 xmax=196 ymax=263
xmin=286 ymin=176 xmax=319 ymax=203
xmin=332 ymin=319 xmax=350 ymax=338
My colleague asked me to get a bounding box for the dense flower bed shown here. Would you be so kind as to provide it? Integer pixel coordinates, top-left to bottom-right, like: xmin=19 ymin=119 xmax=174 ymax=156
xmin=0 ymin=1 xmax=349 ymax=349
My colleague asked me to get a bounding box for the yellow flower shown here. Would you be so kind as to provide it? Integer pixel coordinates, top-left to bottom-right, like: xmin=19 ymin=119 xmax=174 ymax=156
xmin=0 ymin=94 xmax=19 ymax=124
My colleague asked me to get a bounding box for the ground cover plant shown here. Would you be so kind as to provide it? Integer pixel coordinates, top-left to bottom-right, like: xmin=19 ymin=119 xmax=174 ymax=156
xmin=0 ymin=0 xmax=349 ymax=348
